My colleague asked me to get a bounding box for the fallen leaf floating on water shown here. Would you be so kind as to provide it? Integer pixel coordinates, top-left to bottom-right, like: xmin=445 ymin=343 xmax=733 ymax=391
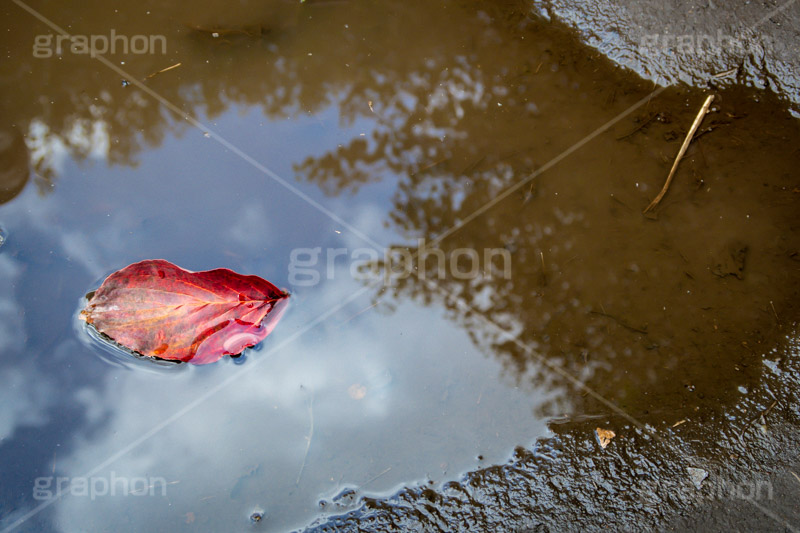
xmin=595 ymin=428 xmax=616 ymax=449
xmin=81 ymin=259 xmax=289 ymax=364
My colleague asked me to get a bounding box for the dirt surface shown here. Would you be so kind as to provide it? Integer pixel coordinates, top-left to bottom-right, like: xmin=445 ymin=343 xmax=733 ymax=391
xmin=0 ymin=0 xmax=798 ymax=531
xmin=305 ymin=356 xmax=800 ymax=531
xmin=533 ymin=0 xmax=800 ymax=113
xmin=299 ymin=3 xmax=800 ymax=532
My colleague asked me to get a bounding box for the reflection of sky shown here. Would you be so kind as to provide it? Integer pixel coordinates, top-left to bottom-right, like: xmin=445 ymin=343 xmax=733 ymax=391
xmin=0 ymin=104 xmax=556 ymax=532
xmin=47 ymin=274 xmax=551 ymax=532
xmin=0 ymin=255 xmax=56 ymax=444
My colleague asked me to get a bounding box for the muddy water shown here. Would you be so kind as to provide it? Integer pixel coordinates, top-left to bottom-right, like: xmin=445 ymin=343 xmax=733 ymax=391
xmin=1 ymin=0 xmax=799 ymax=531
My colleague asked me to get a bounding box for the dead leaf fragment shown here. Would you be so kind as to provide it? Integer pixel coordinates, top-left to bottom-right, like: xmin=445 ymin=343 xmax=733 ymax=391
xmin=81 ymin=259 xmax=289 ymax=364
xmin=687 ymin=467 xmax=708 ymax=489
xmin=348 ymin=384 xmax=367 ymax=400
xmin=595 ymin=427 xmax=616 ymax=449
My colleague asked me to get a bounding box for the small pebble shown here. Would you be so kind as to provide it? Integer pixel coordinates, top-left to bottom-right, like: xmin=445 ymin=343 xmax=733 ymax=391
xmin=687 ymin=467 xmax=708 ymax=489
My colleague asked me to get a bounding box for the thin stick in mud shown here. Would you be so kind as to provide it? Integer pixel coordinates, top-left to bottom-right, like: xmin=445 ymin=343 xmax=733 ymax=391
xmin=145 ymin=62 xmax=182 ymax=80
xmin=643 ymin=94 xmax=715 ymax=213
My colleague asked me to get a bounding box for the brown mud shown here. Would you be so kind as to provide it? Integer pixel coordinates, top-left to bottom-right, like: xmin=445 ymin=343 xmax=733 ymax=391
xmin=1 ymin=0 xmax=798 ymax=531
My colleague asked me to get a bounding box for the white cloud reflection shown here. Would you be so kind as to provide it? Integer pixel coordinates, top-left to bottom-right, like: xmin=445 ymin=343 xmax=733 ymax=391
xmin=0 ymin=256 xmax=56 ymax=442
xmin=46 ymin=267 xmax=551 ymax=532
xmin=0 ymin=108 xmax=554 ymax=533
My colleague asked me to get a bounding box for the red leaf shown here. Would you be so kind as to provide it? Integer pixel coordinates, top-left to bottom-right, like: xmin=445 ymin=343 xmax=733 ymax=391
xmin=81 ymin=259 xmax=289 ymax=364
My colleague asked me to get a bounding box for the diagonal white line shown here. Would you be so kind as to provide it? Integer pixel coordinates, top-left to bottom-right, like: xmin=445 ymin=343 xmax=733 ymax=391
xmin=3 ymin=3 xmax=389 ymax=531
xmin=10 ymin=1 xmax=797 ymax=532
xmin=427 ymin=86 xmax=666 ymax=249
xmin=424 ymin=1 xmax=798 ymax=251
xmin=10 ymin=0 xmax=384 ymax=253
xmin=4 ymin=5 xmax=669 ymax=530
xmin=0 ymin=282 xmax=375 ymax=533
xmin=419 ymin=280 xmax=799 ymax=532
xmin=752 ymin=0 xmax=798 ymax=30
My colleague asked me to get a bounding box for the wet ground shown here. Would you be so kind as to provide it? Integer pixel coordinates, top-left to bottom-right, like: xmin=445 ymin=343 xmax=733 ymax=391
xmin=1 ymin=0 xmax=798 ymax=531
xmin=533 ymin=0 xmax=800 ymax=112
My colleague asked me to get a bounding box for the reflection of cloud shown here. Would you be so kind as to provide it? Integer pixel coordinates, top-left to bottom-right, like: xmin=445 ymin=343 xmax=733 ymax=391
xmin=0 ymin=255 xmax=23 ymax=353
xmin=228 ymin=203 xmax=273 ymax=249
xmin=59 ymin=232 xmax=107 ymax=281
xmin=74 ymin=387 xmax=107 ymax=426
xmin=341 ymin=202 xmax=396 ymax=250
xmin=0 ymin=255 xmax=54 ymax=440
xmin=24 ymin=117 xmax=109 ymax=186
xmin=0 ymin=365 xmax=54 ymax=441
xmin=50 ymin=270 xmax=556 ymax=532
xmin=424 ymin=66 xmax=485 ymax=121
xmin=0 ymin=256 xmax=55 ymax=441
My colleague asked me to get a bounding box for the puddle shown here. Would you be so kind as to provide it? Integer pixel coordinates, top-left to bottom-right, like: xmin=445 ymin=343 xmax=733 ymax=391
xmin=1 ymin=0 xmax=798 ymax=531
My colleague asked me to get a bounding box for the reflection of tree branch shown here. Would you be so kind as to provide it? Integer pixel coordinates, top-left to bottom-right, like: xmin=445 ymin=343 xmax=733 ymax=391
xmin=295 ymin=138 xmax=390 ymax=195
xmin=5 ymin=0 xmax=795 ymax=429
xmin=289 ymin=4 xmax=798 ymax=424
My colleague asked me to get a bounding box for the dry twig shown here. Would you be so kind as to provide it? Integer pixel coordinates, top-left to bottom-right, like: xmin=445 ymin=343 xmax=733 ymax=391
xmin=643 ymin=95 xmax=715 ymax=213
xmin=145 ymin=62 xmax=182 ymax=80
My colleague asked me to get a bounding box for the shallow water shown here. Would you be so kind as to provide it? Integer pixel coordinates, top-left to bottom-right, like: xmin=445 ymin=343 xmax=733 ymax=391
xmin=1 ymin=1 xmax=799 ymax=531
